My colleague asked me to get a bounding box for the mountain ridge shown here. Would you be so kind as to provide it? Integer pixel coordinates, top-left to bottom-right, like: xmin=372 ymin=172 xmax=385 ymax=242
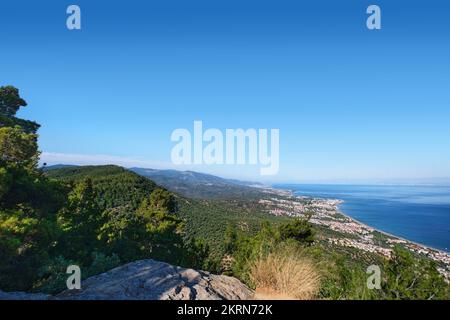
xmin=43 ymin=164 xmax=270 ymax=200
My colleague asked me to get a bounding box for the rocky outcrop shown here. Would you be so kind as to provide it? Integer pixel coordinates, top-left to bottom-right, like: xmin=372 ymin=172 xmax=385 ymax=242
xmin=0 ymin=259 xmax=253 ymax=300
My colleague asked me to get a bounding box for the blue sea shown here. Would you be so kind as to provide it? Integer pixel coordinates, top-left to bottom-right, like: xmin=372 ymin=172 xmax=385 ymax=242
xmin=274 ymin=184 xmax=450 ymax=252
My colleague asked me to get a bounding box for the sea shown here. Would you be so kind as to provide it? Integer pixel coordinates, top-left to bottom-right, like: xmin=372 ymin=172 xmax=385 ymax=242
xmin=274 ymin=184 xmax=450 ymax=253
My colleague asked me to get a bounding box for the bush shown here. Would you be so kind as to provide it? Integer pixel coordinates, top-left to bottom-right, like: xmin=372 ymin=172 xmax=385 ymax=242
xmin=85 ymin=252 xmax=120 ymax=278
xmin=35 ymin=256 xmax=76 ymax=294
xmin=278 ymin=217 xmax=315 ymax=245
xmin=250 ymin=245 xmax=320 ymax=300
xmin=382 ymin=247 xmax=450 ymax=300
xmin=35 ymin=252 xmax=121 ymax=294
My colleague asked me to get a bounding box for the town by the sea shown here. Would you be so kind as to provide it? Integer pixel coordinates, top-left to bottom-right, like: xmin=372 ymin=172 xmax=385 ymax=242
xmin=274 ymin=184 xmax=450 ymax=253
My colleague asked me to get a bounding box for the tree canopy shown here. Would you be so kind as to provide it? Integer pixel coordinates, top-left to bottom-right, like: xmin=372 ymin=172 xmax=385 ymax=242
xmin=0 ymin=86 xmax=207 ymax=292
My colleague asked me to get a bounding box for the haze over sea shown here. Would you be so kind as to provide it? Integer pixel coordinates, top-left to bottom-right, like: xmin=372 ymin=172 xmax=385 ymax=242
xmin=274 ymin=184 xmax=450 ymax=253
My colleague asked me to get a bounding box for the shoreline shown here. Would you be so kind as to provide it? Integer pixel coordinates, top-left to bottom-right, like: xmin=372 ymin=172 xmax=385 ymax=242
xmin=268 ymin=186 xmax=450 ymax=260
xmin=335 ymin=203 xmax=450 ymax=255
xmin=278 ymin=188 xmax=450 ymax=254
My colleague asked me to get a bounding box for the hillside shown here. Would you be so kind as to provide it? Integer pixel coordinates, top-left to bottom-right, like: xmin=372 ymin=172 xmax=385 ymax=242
xmin=41 ymin=165 xmax=450 ymax=299
xmin=44 ymin=165 xmax=284 ymax=258
xmin=17 ymin=164 xmax=450 ymax=299
xmin=129 ymin=167 xmax=268 ymax=199
xmin=177 ymin=198 xmax=286 ymax=258
xmin=45 ymin=165 xmax=273 ymax=200
xmin=45 ymin=165 xmax=158 ymax=209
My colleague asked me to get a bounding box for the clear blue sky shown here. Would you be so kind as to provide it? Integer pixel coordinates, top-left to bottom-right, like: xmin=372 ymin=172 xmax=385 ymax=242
xmin=1 ymin=0 xmax=449 ymax=182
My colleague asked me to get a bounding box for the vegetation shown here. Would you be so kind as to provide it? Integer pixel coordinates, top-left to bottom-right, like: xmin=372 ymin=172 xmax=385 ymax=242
xmin=250 ymin=248 xmax=321 ymax=300
xmin=177 ymin=198 xmax=286 ymax=262
xmin=1 ymin=85 xmax=448 ymax=299
xmin=381 ymin=246 xmax=449 ymax=299
xmin=130 ymin=167 xmax=268 ymax=200
xmin=221 ymin=218 xmax=449 ymax=300
xmin=0 ymin=86 xmax=207 ymax=292
xmin=45 ymin=165 xmax=158 ymax=210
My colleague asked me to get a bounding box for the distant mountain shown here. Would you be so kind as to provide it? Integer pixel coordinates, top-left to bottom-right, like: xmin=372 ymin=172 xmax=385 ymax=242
xmin=129 ymin=167 xmax=268 ymax=199
xmin=43 ymin=164 xmax=271 ymax=199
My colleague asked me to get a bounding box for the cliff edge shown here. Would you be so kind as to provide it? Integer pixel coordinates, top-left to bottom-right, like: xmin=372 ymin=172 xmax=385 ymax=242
xmin=0 ymin=259 xmax=253 ymax=300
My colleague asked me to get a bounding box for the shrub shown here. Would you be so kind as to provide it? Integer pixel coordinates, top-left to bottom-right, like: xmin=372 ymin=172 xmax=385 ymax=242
xmin=249 ymin=246 xmax=320 ymax=300
xmin=35 ymin=252 xmax=120 ymax=294
xmin=34 ymin=256 xmax=76 ymax=294
xmin=382 ymin=246 xmax=450 ymax=300
xmin=278 ymin=217 xmax=315 ymax=245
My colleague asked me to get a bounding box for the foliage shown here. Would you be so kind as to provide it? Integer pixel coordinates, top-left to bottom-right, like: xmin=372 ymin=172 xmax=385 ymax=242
xmin=35 ymin=252 xmax=120 ymax=294
xmin=0 ymin=86 xmax=206 ymax=292
xmin=45 ymin=165 xmax=158 ymax=210
xmin=227 ymin=219 xmax=315 ymax=285
xmin=381 ymin=246 xmax=449 ymax=300
xmin=34 ymin=256 xmax=77 ymax=294
xmin=134 ymin=189 xmax=185 ymax=261
xmin=0 ymin=86 xmax=66 ymax=290
xmin=177 ymin=198 xmax=287 ymax=259
xmin=130 ymin=167 xmax=268 ymax=200
xmin=0 ymin=127 xmax=38 ymax=168
xmin=55 ymin=178 xmax=106 ymax=265
xmin=223 ymin=224 xmax=238 ymax=254
xmin=314 ymin=246 xmax=381 ymax=300
xmin=47 ymin=166 xmax=193 ymax=265
xmin=1 ymin=85 xmax=448 ymax=300
xmin=182 ymin=238 xmax=217 ymax=271
xmin=0 ymin=86 xmax=39 ymax=134
xmin=278 ymin=217 xmax=315 ymax=245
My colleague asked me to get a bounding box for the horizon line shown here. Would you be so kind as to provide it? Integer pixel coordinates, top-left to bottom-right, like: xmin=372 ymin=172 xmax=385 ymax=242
xmin=40 ymin=152 xmax=450 ymax=186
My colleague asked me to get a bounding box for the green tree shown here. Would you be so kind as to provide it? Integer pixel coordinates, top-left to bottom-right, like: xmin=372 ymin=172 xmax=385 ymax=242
xmin=98 ymin=188 xmax=186 ymax=264
xmin=0 ymin=86 xmax=64 ymax=290
xmin=0 ymin=126 xmax=38 ymax=168
xmin=223 ymin=224 xmax=238 ymax=254
xmin=278 ymin=217 xmax=315 ymax=245
xmin=183 ymin=238 xmax=213 ymax=270
xmin=148 ymin=188 xmax=177 ymax=214
xmin=136 ymin=189 xmax=184 ymax=261
xmin=0 ymin=86 xmax=210 ymax=291
xmin=56 ymin=178 xmax=106 ymax=264
xmin=382 ymin=246 xmax=449 ymax=300
xmin=0 ymin=86 xmax=39 ymax=134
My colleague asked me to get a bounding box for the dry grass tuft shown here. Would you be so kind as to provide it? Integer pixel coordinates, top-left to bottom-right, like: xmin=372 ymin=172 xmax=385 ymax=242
xmin=249 ymin=250 xmax=321 ymax=300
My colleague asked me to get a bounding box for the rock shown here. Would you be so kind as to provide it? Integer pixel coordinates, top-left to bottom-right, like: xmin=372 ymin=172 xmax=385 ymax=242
xmin=0 ymin=259 xmax=253 ymax=300
xmin=0 ymin=291 xmax=50 ymax=300
xmin=56 ymin=259 xmax=253 ymax=300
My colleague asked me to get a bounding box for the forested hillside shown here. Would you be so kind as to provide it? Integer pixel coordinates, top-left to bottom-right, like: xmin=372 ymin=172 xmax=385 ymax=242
xmin=130 ymin=167 xmax=268 ymax=199
xmin=45 ymin=165 xmax=158 ymax=209
xmin=0 ymin=86 xmax=206 ymax=293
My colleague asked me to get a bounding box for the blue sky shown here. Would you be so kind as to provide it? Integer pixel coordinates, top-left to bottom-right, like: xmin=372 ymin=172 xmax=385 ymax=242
xmin=1 ymin=0 xmax=450 ymax=182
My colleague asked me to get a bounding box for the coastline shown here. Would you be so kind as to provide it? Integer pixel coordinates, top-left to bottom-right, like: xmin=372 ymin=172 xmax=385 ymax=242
xmin=335 ymin=203 xmax=450 ymax=255
xmin=277 ymin=185 xmax=449 ymax=253
xmin=265 ymin=185 xmax=450 ymax=277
